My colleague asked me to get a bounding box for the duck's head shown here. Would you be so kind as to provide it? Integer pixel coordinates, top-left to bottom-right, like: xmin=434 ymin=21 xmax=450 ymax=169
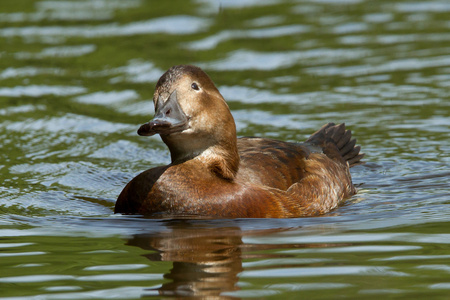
xmin=138 ymin=65 xmax=239 ymax=179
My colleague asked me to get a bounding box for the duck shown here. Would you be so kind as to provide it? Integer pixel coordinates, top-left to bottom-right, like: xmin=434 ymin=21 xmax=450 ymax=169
xmin=115 ymin=65 xmax=364 ymax=218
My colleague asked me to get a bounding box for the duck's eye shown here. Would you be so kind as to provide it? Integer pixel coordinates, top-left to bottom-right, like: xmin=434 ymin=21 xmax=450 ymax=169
xmin=191 ymin=82 xmax=200 ymax=91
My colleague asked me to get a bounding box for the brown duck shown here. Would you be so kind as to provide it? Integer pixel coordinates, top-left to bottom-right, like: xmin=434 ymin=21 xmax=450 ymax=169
xmin=115 ymin=65 xmax=364 ymax=218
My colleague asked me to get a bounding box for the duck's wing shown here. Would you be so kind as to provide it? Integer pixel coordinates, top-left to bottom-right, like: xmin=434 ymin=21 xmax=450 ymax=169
xmin=236 ymin=138 xmax=312 ymax=190
xmin=236 ymin=123 xmax=364 ymax=190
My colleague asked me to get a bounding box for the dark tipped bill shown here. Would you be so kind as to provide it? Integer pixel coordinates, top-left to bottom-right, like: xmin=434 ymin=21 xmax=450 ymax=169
xmin=137 ymin=90 xmax=189 ymax=136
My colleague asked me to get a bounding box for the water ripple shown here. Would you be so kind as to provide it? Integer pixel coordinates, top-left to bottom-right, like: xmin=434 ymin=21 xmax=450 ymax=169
xmin=0 ymin=243 xmax=34 ymax=248
xmin=83 ymin=264 xmax=148 ymax=271
xmin=0 ymin=85 xmax=86 ymax=97
xmin=306 ymin=55 xmax=450 ymax=77
xmin=0 ymin=15 xmax=210 ymax=39
xmin=0 ymin=286 xmax=149 ymax=300
xmin=395 ymin=1 xmax=450 ymax=12
xmin=76 ymin=273 xmax=162 ymax=281
xmin=0 ymin=252 xmax=46 ymax=257
xmin=219 ymin=85 xmax=300 ymax=104
xmin=202 ymin=48 xmax=368 ymax=70
xmin=196 ymin=0 xmax=280 ymax=10
xmin=0 ymin=104 xmax=46 ymax=115
xmin=16 ymin=45 xmax=96 ymax=59
xmin=267 ymin=283 xmax=353 ymax=291
xmin=0 ymin=67 xmax=64 ymax=79
xmin=84 ymin=60 xmax=164 ymax=84
xmin=241 ymin=266 xmax=409 ymax=278
xmin=0 ymin=275 xmax=74 ymax=283
xmin=74 ymin=90 xmax=139 ymax=105
xmin=373 ymin=255 xmax=450 ymax=261
xmin=89 ymin=140 xmax=167 ymax=163
xmin=5 ymin=113 xmax=131 ymax=133
xmin=0 ymin=0 xmax=142 ymax=22
xmin=185 ymin=25 xmax=310 ymax=50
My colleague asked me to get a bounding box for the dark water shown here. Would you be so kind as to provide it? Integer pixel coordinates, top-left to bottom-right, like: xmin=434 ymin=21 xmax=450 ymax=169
xmin=1 ymin=0 xmax=449 ymax=299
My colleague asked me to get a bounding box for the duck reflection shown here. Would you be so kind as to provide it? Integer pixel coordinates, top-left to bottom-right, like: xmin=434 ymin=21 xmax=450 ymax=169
xmin=126 ymin=220 xmax=347 ymax=298
xmin=127 ymin=221 xmax=245 ymax=298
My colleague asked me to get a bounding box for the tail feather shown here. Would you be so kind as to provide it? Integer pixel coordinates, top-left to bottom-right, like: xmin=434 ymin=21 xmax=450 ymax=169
xmin=348 ymin=153 xmax=365 ymax=166
xmin=306 ymin=122 xmax=365 ymax=167
xmin=340 ymin=139 xmax=356 ymax=157
xmin=343 ymin=145 xmax=361 ymax=161
xmin=336 ymin=129 xmax=352 ymax=149
xmin=329 ymin=123 xmax=345 ymax=142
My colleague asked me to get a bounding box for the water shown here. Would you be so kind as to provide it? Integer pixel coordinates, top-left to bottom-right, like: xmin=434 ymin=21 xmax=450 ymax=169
xmin=0 ymin=0 xmax=449 ymax=298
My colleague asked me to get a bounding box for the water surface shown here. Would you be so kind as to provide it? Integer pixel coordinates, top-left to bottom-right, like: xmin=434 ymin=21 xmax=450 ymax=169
xmin=0 ymin=0 xmax=449 ymax=299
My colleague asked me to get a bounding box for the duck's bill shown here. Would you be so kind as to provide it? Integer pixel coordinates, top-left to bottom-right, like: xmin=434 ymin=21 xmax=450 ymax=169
xmin=137 ymin=117 xmax=188 ymax=136
xmin=137 ymin=90 xmax=189 ymax=136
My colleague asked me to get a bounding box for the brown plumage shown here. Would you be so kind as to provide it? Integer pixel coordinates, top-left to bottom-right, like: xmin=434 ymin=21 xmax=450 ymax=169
xmin=115 ymin=65 xmax=364 ymax=218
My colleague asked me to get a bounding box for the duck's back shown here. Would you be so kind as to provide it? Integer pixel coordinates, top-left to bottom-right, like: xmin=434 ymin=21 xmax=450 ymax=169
xmin=236 ymin=122 xmax=364 ymax=197
xmin=236 ymin=137 xmax=313 ymax=190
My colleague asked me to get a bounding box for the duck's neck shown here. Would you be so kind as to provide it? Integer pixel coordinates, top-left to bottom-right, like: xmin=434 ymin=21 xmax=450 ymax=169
xmin=162 ymin=134 xmax=240 ymax=181
xmin=198 ymin=139 xmax=240 ymax=181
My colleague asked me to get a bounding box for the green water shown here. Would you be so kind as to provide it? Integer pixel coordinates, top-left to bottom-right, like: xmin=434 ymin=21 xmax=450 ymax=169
xmin=1 ymin=0 xmax=449 ymax=299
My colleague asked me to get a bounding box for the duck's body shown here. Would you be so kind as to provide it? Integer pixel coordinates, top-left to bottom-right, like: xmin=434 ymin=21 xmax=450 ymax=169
xmin=115 ymin=65 xmax=364 ymax=218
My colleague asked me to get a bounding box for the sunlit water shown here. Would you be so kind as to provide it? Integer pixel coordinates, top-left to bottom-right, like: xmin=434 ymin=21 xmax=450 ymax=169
xmin=1 ymin=0 xmax=449 ymax=299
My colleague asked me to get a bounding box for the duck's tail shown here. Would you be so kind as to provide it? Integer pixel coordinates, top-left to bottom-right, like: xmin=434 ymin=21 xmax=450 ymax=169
xmin=306 ymin=123 xmax=365 ymax=167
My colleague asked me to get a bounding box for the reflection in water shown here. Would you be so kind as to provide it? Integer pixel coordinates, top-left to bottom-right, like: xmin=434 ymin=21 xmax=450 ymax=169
xmin=128 ymin=223 xmax=244 ymax=298
xmin=126 ymin=222 xmax=350 ymax=298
